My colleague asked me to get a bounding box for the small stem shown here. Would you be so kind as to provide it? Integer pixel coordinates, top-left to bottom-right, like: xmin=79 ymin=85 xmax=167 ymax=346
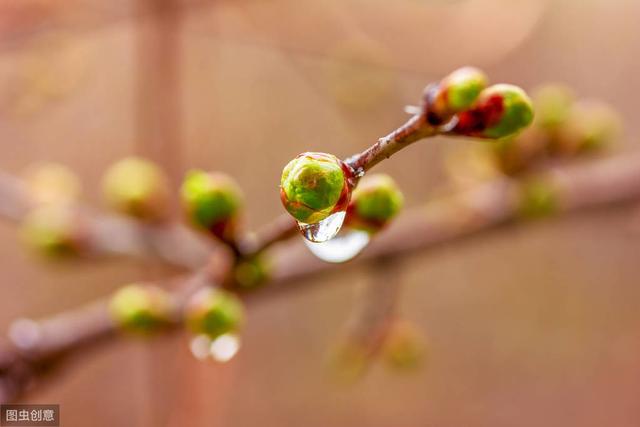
xmin=345 ymin=114 xmax=437 ymax=173
xmin=238 ymin=214 xmax=298 ymax=258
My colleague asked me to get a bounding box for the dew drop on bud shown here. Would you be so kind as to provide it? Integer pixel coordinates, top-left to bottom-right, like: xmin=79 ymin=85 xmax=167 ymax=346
xmin=297 ymin=211 xmax=346 ymax=243
xmin=304 ymin=230 xmax=370 ymax=263
xmin=210 ymin=333 xmax=241 ymax=363
xmin=190 ymin=334 xmax=212 ymax=361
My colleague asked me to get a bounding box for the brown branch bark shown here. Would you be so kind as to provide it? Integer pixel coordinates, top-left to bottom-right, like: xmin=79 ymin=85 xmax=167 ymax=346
xmin=345 ymin=113 xmax=437 ymax=173
xmin=0 ymin=265 xmax=222 ymax=403
xmin=258 ymin=152 xmax=640 ymax=298
xmin=2 ymin=152 xmax=639 ymax=403
xmin=0 ymin=170 xmax=216 ymax=269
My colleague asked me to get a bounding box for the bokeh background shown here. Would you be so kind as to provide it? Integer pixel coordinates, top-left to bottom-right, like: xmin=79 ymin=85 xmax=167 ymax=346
xmin=1 ymin=0 xmax=640 ymax=426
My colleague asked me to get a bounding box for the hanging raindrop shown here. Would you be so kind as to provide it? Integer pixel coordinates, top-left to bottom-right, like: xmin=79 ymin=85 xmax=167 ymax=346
xmin=304 ymin=229 xmax=370 ymax=263
xmin=190 ymin=334 xmax=212 ymax=361
xmin=210 ymin=333 xmax=241 ymax=363
xmin=297 ymin=210 xmax=346 ymax=243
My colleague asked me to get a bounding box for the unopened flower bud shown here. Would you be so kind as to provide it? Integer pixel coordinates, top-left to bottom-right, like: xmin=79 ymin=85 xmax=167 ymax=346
xmin=22 ymin=162 xmax=81 ymax=205
xmin=185 ymin=288 xmax=244 ymax=339
xmin=280 ymin=152 xmax=353 ymax=224
xmin=234 ymin=255 xmax=271 ymax=290
xmin=554 ymin=101 xmax=621 ymax=155
xmin=102 ymin=157 xmax=170 ymax=221
xmin=109 ymin=284 xmax=174 ymax=333
xmin=517 ymin=178 xmax=559 ymax=219
xmin=532 ymin=84 xmax=574 ymax=131
xmin=382 ymin=320 xmax=426 ymax=372
xmin=327 ymin=340 xmax=369 ymax=384
xmin=453 ymin=84 xmax=534 ymax=139
xmin=181 ymin=170 xmax=243 ymax=242
xmin=425 ymin=66 xmax=488 ymax=124
xmin=21 ymin=204 xmax=86 ymax=258
xmin=346 ymin=174 xmax=403 ymax=233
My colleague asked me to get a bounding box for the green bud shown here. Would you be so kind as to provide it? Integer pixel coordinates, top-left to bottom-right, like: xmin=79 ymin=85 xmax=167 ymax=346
xmin=181 ymin=170 xmax=243 ymax=241
xmin=382 ymin=321 xmax=425 ymax=372
xmin=533 ymin=84 xmax=574 ymax=130
xmin=517 ymin=178 xmax=559 ymax=219
xmin=556 ymin=101 xmax=621 ymax=154
xmin=434 ymin=67 xmax=488 ymax=115
xmin=22 ymin=162 xmax=81 ymax=205
xmin=102 ymin=157 xmax=170 ymax=221
xmin=185 ymin=288 xmax=244 ymax=339
xmin=347 ymin=174 xmax=403 ymax=233
xmin=109 ymin=284 xmax=174 ymax=333
xmin=21 ymin=204 xmax=86 ymax=258
xmin=280 ymin=152 xmax=351 ymax=224
xmin=234 ymin=255 xmax=271 ymax=290
xmin=454 ymin=84 xmax=534 ymax=139
xmin=327 ymin=340 xmax=369 ymax=384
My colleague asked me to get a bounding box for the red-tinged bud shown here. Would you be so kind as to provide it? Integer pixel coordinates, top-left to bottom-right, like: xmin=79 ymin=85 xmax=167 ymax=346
xmin=280 ymin=152 xmax=354 ymax=224
xmin=424 ymin=66 xmax=488 ymax=125
xmin=181 ymin=170 xmax=243 ymax=243
xmin=452 ymin=84 xmax=534 ymax=139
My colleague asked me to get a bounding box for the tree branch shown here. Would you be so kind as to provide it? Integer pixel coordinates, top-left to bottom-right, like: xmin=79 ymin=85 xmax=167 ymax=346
xmin=0 ymin=171 xmax=216 ymax=269
xmin=1 ymin=152 xmax=637 ymax=403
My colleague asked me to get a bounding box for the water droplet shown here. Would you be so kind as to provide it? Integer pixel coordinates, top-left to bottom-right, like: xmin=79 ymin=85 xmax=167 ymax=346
xmin=304 ymin=230 xmax=370 ymax=263
xmin=190 ymin=334 xmax=212 ymax=360
xmin=298 ymin=211 xmax=346 ymax=243
xmin=210 ymin=333 xmax=241 ymax=363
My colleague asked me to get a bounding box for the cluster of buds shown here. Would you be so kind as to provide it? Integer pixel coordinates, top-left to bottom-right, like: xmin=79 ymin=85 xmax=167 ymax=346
xmin=181 ymin=170 xmax=243 ymax=243
xmin=108 ymin=284 xmax=174 ymax=334
xmin=185 ymin=287 xmax=245 ymax=340
xmin=102 ymin=157 xmax=171 ymax=222
xmin=20 ymin=162 xmax=86 ymax=258
xmin=424 ymin=67 xmax=534 ymax=140
xmin=345 ymin=174 xmax=403 ymax=234
xmin=491 ymin=85 xmax=621 ymax=176
xmin=279 ymin=68 xmax=534 ymax=231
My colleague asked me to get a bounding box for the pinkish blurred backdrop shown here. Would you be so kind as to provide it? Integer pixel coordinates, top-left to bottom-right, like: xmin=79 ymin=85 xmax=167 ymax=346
xmin=1 ymin=0 xmax=639 ymax=426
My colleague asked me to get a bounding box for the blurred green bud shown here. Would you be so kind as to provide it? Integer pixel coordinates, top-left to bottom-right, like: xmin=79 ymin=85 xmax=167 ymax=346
xmin=454 ymin=84 xmax=534 ymax=139
xmin=22 ymin=162 xmax=81 ymax=205
xmin=21 ymin=204 xmax=86 ymax=258
xmin=234 ymin=255 xmax=271 ymax=290
xmin=382 ymin=320 xmax=426 ymax=372
xmin=555 ymin=101 xmax=621 ymax=155
xmin=327 ymin=340 xmax=369 ymax=384
xmin=280 ymin=152 xmax=352 ymax=224
xmin=181 ymin=170 xmax=243 ymax=241
xmin=109 ymin=284 xmax=174 ymax=333
xmin=517 ymin=178 xmax=559 ymax=219
xmin=427 ymin=67 xmax=488 ymax=123
xmin=533 ymin=84 xmax=575 ymax=131
xmin=346 ymin=174 xmax=403 ymax=233
xmin=185 ymin=288 xmax=244 ymax=339
xmin=102 ymin=157 xmax=170 ymax=221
